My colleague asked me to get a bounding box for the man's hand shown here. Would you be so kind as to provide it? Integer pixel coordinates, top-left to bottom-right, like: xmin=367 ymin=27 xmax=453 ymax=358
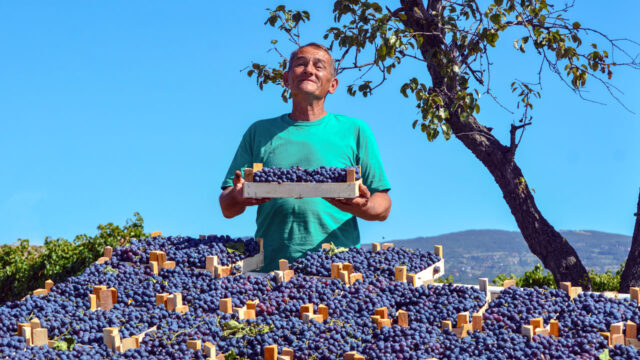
xmin=324 ymin=183 xmax=390 ymax=221
xmin=230 ymin=170 xmax=271 ymax=206
xmin=219 ymin=170 xmax=270 ymax=218
xmin=324 ymin=182 xmax=370 ymax=213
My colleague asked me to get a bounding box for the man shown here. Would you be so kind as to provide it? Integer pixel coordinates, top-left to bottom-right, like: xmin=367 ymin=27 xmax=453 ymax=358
xmin=219 ymin=43 xmax=391 ymax=271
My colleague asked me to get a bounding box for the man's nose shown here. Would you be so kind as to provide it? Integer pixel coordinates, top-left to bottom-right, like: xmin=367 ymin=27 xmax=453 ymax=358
xmin=302 ymin=62 xmax=314 ymax=74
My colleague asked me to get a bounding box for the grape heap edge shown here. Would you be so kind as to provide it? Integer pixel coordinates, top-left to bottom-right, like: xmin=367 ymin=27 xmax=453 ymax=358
xmin=1 ymin=235 xmax=639 ymax=359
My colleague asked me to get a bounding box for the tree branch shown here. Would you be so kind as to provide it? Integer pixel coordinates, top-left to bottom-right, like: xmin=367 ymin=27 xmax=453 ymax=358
xmin=509 ymin=122 xmax=532 ymax=158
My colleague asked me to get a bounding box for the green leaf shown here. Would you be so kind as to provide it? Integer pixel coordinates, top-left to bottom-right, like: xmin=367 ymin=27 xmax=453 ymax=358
xmin=572 ymin=22 xmax=581 ymax=29
xmin=226 ymin=242 xmax=245 ymax=254
xmin=426 ymin=127 xmax=439 ymax=142
xmin=489 ymin=13 xmax=501 ymax=25
xmin=223 ymin=320 xmax=242 ymax=331
xmin=103 ymin=266 xmax=118 ymax=274
xmin=599 ymin=349 xmax=611 ymax=360
xmin=400 ymin=84 xmax=409 ymax=98
xmin=52 ymin=337 xmax=76 ymax=351
xmin=441 ymin=123 xmax=452 ymax=140
xmin=222 ymin=320 xmax=273 ymax=339
xmin=377 ymin=44 xmax=387 ymax=58
xmin=323 ymin=243 xmax=349 ymax=256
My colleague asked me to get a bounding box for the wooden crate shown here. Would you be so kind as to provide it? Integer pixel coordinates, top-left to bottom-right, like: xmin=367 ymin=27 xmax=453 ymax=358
xmin=414 ymin=258 xmax=446 ymax=283
xmin=235 ymin=251 xmax=265 ymax=273
xmin=242 ymin=163 xmax=360 ymax=199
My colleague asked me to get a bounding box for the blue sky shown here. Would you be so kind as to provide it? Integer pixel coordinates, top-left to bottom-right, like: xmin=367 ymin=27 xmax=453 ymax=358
xmin=1 ymin=1 xmax=638 ymax=246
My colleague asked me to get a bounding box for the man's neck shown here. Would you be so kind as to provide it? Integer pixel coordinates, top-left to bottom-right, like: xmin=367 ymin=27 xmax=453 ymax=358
xmin=289 ymin=99 xmax=327 ymax=121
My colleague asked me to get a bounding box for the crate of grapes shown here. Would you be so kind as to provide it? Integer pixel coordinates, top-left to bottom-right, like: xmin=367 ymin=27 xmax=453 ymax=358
xmin=242 ymin=163 xmax=361 ymax=199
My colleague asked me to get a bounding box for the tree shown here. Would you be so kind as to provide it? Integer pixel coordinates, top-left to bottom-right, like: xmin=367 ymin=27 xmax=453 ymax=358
xmin=620 ymin=189 xmax=640 ymax=292
xmin=247 ymin=1 xmax=639 ymax=290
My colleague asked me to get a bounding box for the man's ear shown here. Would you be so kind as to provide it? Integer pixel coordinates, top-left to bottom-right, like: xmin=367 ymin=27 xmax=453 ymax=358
xmin=327 ymin=76 xmax=339 ymax=95
xmin=283 ymin=70 xmax=290 ymax=88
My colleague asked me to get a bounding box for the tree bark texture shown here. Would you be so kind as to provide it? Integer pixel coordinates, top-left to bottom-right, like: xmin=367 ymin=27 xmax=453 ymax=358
xmin=619 ymin=189 xmax=640 ymax=293
xmin=400 ymin=0 xmax=592 ymax=289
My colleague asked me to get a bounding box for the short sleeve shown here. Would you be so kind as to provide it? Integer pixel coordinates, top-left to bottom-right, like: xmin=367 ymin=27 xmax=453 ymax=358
xmin=356 ymin=121 xmax=391 ymax=194
xmin=221 ymin=126 xmax=254 ymax=189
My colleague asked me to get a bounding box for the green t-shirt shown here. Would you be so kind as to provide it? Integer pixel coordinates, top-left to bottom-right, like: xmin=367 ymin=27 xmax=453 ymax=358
xmin=221 ymin=113 xmax=390 ymax=271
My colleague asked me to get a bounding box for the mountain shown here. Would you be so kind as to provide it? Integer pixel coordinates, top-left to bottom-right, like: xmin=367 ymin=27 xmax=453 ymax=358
xmin=365 ymin=230 xmax=631 ymax=285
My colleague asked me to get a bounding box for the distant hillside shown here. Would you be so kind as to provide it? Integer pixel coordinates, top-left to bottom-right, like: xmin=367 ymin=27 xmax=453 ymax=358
xmin=365 ymin=230 xmax=631 ymax=284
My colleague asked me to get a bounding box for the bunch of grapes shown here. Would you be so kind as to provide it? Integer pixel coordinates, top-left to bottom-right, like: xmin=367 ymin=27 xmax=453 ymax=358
xmin=252 ymin=166 xmax=361 ymax=183
xmin=483 ymin=286 xmax=572 ymax=333
xmin=481 ymin=287 xmax=617 ymax=359
xmin=113 ymin=235 xmax=260 ymax=268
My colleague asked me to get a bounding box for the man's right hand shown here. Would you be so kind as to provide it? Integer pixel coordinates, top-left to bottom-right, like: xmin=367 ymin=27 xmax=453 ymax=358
xmin=219 ymin=170 xmax=270 ymax=218
xmin=230 ymin=170 xmax=271 ymax=207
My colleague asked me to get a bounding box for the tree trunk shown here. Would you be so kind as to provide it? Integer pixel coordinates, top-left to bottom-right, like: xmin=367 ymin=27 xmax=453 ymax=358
xmin=445 ymin=116 xmax=591 ymax=289
xmin=619 ymin=189 xmax=640 ymax=293
xmin=400 ymin=0 xmax=592 ymax=289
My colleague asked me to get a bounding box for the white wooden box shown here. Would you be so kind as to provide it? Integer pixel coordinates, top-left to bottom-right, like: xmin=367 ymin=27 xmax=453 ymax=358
xmin=243 ymin=180 xmax=361 ymax=199
xmin=415 ymin=258 xmax=446 ymax=283
xmin=235 ymin=252 xmax=264 ymax=273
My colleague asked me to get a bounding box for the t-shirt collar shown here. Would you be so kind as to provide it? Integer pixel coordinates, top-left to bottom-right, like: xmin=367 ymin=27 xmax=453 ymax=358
xmin=281 ymin=112 xmax=332 ymax=126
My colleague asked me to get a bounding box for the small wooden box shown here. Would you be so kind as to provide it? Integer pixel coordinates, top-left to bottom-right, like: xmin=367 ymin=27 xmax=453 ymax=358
xmin=243 ymin=163 xmax=360 ymax=199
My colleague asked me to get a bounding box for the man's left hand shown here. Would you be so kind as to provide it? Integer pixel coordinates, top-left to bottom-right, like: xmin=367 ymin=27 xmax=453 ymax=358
xmin=324 ymin=183 xmax=371 ymax=216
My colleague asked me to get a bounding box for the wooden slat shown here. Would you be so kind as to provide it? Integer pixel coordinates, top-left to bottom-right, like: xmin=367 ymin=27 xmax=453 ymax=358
xmin=220 ymin=298 xmax=232 ymax=314
xmin=346 ymin=168 xmax=356 ymax=183
xmin=264 ymin=344 xmax=277 ymax=360
xmin=394 ymin=266 xmax=407 ymax=282
xmin=44 ymin=280 xmax=54 ymax=291
xmin=244 ymin=168 xmax=254 ymax=182
xmin=279 ymin=259 xmax=289 ymax=271
xmin=434 ymin=245 xmax=443 ymax=258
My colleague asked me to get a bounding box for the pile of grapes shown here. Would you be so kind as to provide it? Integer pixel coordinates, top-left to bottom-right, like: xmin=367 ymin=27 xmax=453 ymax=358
xmin=1 ymin=235 xmax=640 ymax=359
xmin=252 ymin=166 xmax=362 ymax=183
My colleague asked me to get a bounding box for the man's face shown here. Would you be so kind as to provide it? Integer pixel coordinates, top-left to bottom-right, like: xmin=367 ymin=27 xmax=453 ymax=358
xmin=284 ymin=46 xmax=338 ymax=100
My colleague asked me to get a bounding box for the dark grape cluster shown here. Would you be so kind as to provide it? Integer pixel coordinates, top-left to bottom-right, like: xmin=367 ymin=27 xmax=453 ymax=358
xmin=290 ymin=246 xmax=441 ymax=280
xmin=483 ymin=286 xmax=571 ymax=333
xmin=114 ymin=234 xmax=259 ymax=268
xmin=481 ymin=287 xmax=640 ymax=359
xmin=1 ymin=235 xmax=639 ymax=360
xmin=252 ymin=166 xmax=361 ymax=183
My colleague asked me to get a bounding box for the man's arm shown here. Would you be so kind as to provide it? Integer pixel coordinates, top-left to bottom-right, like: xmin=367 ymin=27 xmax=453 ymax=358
xmin=219 ymin=170 xmax=270 ymax=218
xmin=324 ymin=183 xmax=391 ymax=221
